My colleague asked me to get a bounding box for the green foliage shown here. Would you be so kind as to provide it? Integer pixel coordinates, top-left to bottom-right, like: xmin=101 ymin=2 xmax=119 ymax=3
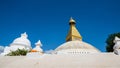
xmin=6 ymin=49 xmax=29 ymax=56
xmin=106 ymin=32 xmax=120 ymax=52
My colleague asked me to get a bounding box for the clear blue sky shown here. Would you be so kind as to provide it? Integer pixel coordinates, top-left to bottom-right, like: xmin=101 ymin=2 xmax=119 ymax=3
xmin=0 ymin=0 xmax=120 ymax=52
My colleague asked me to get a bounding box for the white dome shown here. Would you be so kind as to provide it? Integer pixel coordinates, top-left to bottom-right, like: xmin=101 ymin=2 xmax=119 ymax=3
xmin=12 ymin=37 xmax=31 ymax=47
xmin=10 ymin=32 xmax=31 ymax=49
xmin=55 ymin=41 xmax=100 ymax=54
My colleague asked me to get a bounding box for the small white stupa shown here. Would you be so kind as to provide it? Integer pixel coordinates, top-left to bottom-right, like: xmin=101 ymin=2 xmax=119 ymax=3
xmin=31 ymin=40 xmax=43 ymax=52
xmin=26 ymin=40 xmax=43 ymax=56
xmin=113 ymin=36 xmax=120 ymax=55
xmin=1 ymin=32 xmax=32 ymax=55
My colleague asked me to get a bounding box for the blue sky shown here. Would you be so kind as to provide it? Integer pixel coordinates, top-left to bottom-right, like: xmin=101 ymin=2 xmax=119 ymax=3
xmin=0 ymin=0 xmax=120 ymax=52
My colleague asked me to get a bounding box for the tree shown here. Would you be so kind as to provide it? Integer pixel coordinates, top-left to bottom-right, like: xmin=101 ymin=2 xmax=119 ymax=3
xmin=6 ymin=49 xmax=29 ymax=56
xmin=106 ymin=32 xmax=120 ymax=52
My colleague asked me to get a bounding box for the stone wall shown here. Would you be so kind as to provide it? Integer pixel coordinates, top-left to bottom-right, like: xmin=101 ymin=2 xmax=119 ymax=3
xmin=0 ymin=53 xmax=120 ymax=68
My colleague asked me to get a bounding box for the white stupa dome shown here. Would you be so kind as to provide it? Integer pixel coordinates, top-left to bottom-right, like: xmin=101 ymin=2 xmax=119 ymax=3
xmin=10 ymin=32 xmax=31 ymax=50
xmin=55 ymin=40 xmax=100 ymax=54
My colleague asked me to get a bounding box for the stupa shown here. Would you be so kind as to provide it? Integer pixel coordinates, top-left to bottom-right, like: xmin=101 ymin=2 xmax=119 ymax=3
xmin=26 ymin=40 xmax=43 ymax=56
xmin=54 ymin=17 xmax=100 ymax=54
xmin=31 ymin=40 xmax=43 ymax=52
xmin=10 ymin=32 xmax=31 ymax=50
xmin=113 ymin=36 xmax=120 ymax=55
xmin=1 ymin=32 xmax=32 ymax=55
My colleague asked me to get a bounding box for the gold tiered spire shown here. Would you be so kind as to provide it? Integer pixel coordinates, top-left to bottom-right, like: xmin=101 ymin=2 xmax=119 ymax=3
xmin=66 ymin=17 xmax=82 ymax=42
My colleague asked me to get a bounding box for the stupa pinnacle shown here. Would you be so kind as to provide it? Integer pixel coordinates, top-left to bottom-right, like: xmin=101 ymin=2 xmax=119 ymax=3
xmin=35 ymin=40 xmax=42 ymax=47
xmin=69 ymin=17 xmax=76 ymax=24
xmin=21 ymin=32 xmax=28 ymax=38
xmin=66 ymin=17 xmax=82 ymax=42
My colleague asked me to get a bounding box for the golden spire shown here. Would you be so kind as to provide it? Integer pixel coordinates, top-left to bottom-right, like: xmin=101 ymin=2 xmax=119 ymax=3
xmin=66 ymin=17 xmax=82 ymax=42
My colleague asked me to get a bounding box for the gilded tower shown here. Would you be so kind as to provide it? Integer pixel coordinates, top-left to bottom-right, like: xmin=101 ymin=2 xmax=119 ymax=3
xmin=66 ymin=17 xmax=82 ymax=42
